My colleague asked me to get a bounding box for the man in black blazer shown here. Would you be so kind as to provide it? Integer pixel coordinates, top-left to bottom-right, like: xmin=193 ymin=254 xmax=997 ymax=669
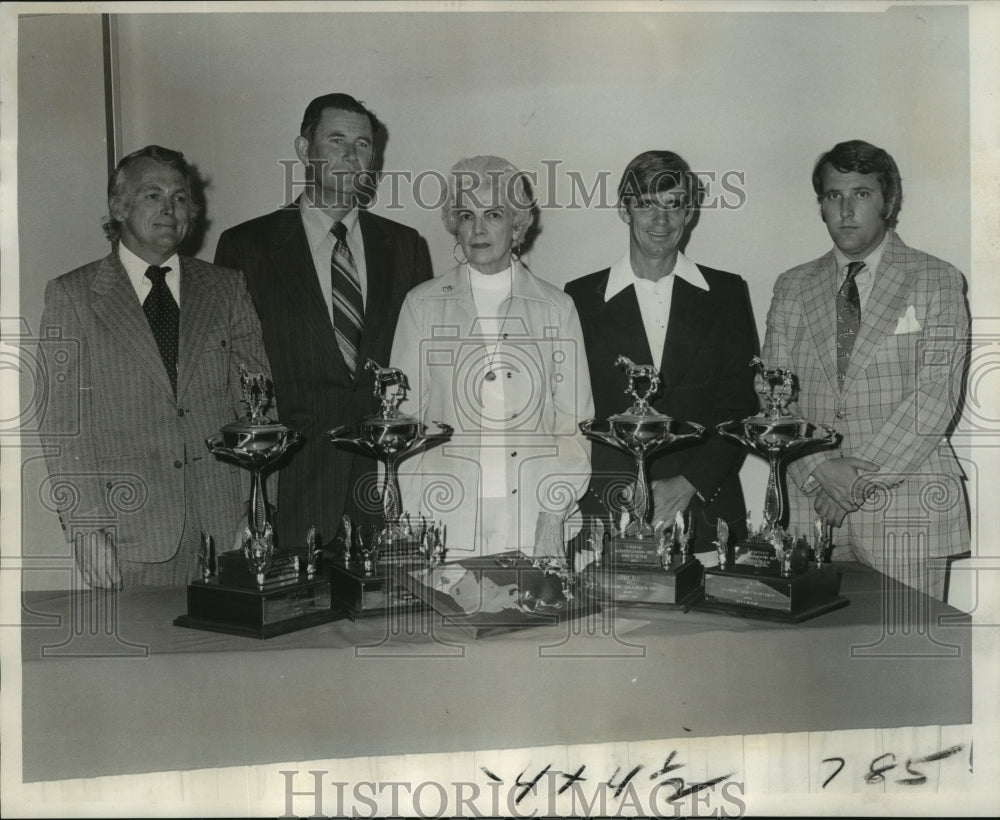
xmin=215 ymin=93 xmax=432 ymax=552
xmin=565 ymin=150 xmax=758 ymax=553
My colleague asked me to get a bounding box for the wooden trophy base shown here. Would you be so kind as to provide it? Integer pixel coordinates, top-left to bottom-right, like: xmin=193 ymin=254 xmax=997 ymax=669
xmin=174 ymin=575 xmax=341 ymax=639
xmin=328 ymin=558 xmax=426 ymax=621
xmin=699 ymin=563 xmax=849 ymax=623
xmin=584 ymin=555 xmax=704 ymax=608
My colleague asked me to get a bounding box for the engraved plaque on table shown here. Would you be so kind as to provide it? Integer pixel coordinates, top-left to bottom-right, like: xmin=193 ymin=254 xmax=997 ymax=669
xmin=173 ymin=367 xmax=342 ymax=638
xmin=326 ymin=517 xmax=442 ymax=620
xmin=580 ymin=512 xmax=704 ymax=608
xmin=579 ymin=357 xmax=706 ymax=607
xmin=699 ymin=358 xmax=849 ymax=623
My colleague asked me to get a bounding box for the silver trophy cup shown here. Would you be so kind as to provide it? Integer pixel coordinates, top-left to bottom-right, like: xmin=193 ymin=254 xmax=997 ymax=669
xmin=580 ymin=356 xmax=704 ymax=538
xmin=206 ymin=366 xmax=302 ymax=589
xmin=328 ymin=360 xmax=452 ymax=541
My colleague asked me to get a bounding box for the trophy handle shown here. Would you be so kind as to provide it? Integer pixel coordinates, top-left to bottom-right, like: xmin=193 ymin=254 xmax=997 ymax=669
xmin=672 ymin=420 xmax=705 ymax=442
xmin=205 ymin=433 xmax=234 ymax=459
xmin=327 ymin=425 xmax=366 ymax=448
xmin=578 ymin=419 xmax=627 ymax=451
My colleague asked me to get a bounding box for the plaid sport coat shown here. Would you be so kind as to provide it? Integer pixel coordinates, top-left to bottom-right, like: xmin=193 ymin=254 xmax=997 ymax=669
xmin=761 ymin=230 xmax=970 ymax=560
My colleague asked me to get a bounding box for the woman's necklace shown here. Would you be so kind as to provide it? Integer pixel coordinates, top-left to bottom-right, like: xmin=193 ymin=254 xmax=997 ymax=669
xmin=473 ymin=261 xmax=515 ymax=383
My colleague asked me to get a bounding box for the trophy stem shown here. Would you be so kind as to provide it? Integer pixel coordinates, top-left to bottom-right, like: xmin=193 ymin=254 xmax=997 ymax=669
xmin=763 ymin=455 xmax=784 ymax=533
xmin=248 ymin=467 xmax=270 ymax=537
xmin=383 ymin=457 xmax=402 ymax=525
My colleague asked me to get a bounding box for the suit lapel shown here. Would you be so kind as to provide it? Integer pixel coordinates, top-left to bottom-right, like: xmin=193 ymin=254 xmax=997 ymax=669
xmin=843 ymin=237 xmax=913 ymax=388
xmin=270 ymin=205 xmax=349 ymax=378
xmin=90 ymin=253 xmax=175 ymax=398
xmin=176 ymin=258 xmax=222 ymax=399
xmin=660 ymin=276 xmax=706 ymax=394
xmin=594 ymin=276 xmax=654 ymax=367
xmin=356 ymin=211 xmax=391 ymax=374
xmin=801 ymin=253 xmax=841 ymax=395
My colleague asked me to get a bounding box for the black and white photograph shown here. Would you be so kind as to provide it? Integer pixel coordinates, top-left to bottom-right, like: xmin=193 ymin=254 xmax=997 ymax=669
xmin=2 ymin=1 xmax=998 ymax=817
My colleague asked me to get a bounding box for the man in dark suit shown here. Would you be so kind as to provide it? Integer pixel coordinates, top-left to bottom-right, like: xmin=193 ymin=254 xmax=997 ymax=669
xmin=40 ymin=145 xmax=271 ymax=588
xmin=215 ymin=93 xmax=432 ymax=551
xmin=565 ymin=150 xmax=758 ymax=554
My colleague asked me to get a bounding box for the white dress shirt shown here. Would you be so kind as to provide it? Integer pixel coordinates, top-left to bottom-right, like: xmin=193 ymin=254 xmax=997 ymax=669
xmin=300 ymin=198 xmax=368 ymax=322
xmin=604 ymin=250 xmax=710 ymax=365
xmin=120 ymin=242 xmax=181 ymax=305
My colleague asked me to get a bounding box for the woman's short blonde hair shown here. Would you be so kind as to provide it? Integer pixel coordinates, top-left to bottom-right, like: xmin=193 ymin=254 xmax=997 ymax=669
xmin=441 ymin=155 xmax=535 ymax=242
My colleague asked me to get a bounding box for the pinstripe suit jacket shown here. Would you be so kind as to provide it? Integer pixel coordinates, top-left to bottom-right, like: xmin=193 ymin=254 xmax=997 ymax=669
xmin=761 ymin=231 xmax=970 ymax=556
xmin=215 ymin=205 xmax=432 ymax=549
xmin=39 ymin=251 xmax=271 ymax=563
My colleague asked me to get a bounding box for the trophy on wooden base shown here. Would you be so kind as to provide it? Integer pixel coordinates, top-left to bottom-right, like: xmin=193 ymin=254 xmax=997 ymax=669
xmin=701 ymin=358 xmax=847 ymax=622
xmin=174 ymin=366 xmax=339 ymax=639
xmin=579 ymin=356 xmax=706 ymax=607
xmin=326 ymin=360 xmax=452 ymax=619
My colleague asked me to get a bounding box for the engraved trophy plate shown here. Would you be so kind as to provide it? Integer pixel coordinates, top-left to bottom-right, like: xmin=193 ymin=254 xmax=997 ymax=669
xmin=327 ymin=361 xmax=451 ymax=618
xmin=327 ymin=516 xmax=443 ymax=620
xmin=579 ymin=357 xmax=706 ymax=607
xmin=698 ymin=358 xmax=848 ymax=623
xmin=174 ymin=367 xmax=341 ymax=639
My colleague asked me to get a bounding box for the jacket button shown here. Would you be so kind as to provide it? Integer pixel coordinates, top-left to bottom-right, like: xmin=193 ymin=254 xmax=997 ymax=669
xmin=220 ymin=340 xmax=227 ymax=347
xmin=177 ymin=408 xmax=185 ymax=417
xmin=174 ymin=460 xmax=183 ymax=469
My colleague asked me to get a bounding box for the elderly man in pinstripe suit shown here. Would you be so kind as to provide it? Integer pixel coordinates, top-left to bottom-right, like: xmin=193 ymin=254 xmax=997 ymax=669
xmin=40 ymin=146 xmax=271 ymax=588
xmin=761 ymin=140 xmax=970 ymax=601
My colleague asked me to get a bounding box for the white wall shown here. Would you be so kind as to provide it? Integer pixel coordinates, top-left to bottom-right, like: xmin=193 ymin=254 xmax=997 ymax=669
xmin=15 ymin=13 xmax=111 ymax=590
xmin=14 ymin=5 xmax=974 ymax=589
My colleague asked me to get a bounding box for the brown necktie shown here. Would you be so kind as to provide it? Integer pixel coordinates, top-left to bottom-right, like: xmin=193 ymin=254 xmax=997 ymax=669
xmin=143 ymin=265 xmax=179 ymax=394
xmin=836 ymin=260 xmax=864 ymax=386
xmin=330 ymin=222 xmax=363 ymax=373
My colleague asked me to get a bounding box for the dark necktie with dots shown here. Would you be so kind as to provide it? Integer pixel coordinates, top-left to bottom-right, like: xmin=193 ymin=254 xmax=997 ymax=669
xmin=835 ymin=260 xmax=864 ymax=387
xmin=330 ymin=221 xmax=364 ymax=373
xmin=143 ymin=265 xmax=179 ymax=394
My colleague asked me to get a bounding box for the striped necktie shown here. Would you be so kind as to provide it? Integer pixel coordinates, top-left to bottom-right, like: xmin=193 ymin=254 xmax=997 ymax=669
xmin=330 ymin=222 xmax=363 ymax=373
xmin=836 ymin=260 xmax=864 ymax=386
xmin=143 ymin=265 xmax=179 ymax=394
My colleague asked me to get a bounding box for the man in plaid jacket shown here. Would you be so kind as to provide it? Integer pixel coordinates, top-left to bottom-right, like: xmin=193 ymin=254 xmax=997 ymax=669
xmin=761 ymin=140 xmax=970 ymax=601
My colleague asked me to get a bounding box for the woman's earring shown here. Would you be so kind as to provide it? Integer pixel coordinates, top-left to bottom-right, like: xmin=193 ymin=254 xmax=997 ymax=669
xmin=453 ymin=241 xmax=469 ymax=264
xmin=511 ymin=241 xmax=522 ymax=260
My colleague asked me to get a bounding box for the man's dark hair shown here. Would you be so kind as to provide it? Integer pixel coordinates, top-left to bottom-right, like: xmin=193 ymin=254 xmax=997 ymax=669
xmin=103 ymin=145 xmax=204 ymax=242
xmin=617 ymin=150 xmax=699 ymax=210
xmin=299 ymin=93 xmax=381 ymax=143
xmin=812 ymin=139 xmax=903 ymax=228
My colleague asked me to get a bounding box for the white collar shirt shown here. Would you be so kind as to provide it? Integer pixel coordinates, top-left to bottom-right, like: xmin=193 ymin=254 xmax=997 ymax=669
xmin=605 ymin=250 xmax=709 ymax=366
xmin=300 ymin=198 xmax=368 ymax=321
xmin=119 ymin=242 xmax=181 ymax=305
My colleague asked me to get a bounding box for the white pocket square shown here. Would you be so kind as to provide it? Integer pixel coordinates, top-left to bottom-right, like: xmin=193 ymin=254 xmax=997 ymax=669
xmin=893 ymin=305 xmax=922 ymax=334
